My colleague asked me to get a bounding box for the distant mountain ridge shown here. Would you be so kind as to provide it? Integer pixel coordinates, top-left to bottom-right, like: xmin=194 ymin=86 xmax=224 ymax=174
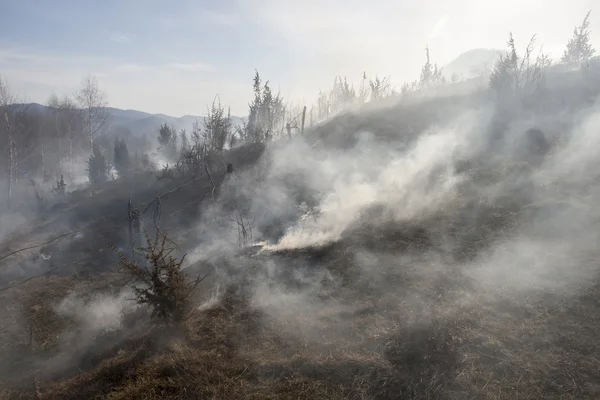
xmin=443 ymin=48 xmax=504 ymax=81
xmin=11 ymin=103 xmax=246 ymax=139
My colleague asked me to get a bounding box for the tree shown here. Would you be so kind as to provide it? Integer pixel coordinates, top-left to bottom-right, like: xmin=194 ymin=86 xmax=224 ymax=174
xmin=0 ymin=74 xmax=17 ymax=206
xmin=48 ymin=94 xmax=82 ymax=179
xmin=157 ymin=123 xmax=178 ymax=159
xmin=114 ymin=230 xmax=204 ymax=325
xmin=490 ymin=33 xmax=548 ymax=101
xmin=203 ymin=96 xmax=232 ymax=153
xmin=180 ymin=129 xmax=189 ymax=155
xmin=419 ymin=46 xmax=445 ymax=89
xmin=562 ymin=11 xmax=596 ymax=64
xmin=317 ymin=90 xmax=330 ymax=120
xmin=357 ymin=72 xmax=370 ymax=104
xmin=87 ymin=143 xmax=110 ymax=184
xmin=242 ymin=70 xmax=285 ymax=143
xmin=76 ymin=75 xmax=109 ymax=152
xmin=369 ymin=75 xmax=393 ymax=101
xmin=113 ymin=138 xmax=131 ymax=177
xmin=53 ymin=174 xmax=67 ymax=198
xmin=329 ymin=76 xmax=356 ymax=113
xmin=55 ymin=96 xmax=82 ymax=180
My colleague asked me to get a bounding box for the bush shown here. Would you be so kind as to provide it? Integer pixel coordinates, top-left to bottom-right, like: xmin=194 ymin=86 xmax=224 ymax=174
xmin=114 ymin=230 xmax=204 ymax=325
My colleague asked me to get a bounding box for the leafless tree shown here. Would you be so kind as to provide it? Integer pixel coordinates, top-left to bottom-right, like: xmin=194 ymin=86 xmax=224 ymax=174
xmin=75 ymin=75 xmax=109 ymax=152
xmin=0 ymin=74 xmax=17 ymax=206
xmin=47 ymin=94 xmax=82 ymax=181
xmin=369 ymin=75 xmax=394 ymax=101
xmin=490 ymin=33 xmax=549 ymax=102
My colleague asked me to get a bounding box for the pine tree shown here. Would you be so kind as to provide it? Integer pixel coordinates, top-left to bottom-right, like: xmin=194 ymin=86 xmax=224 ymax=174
xmin=113 ymin=138 xmax=131 ymax=177
xmin=180 ymin=129 xmax=189 ymax=155
xmin=562 ymin=11 xmax=596 ymax=64
xmin=157 ymin=123 xmax=177 ymax=159
xmin=87 ymin=143 xmax=109 ymax=184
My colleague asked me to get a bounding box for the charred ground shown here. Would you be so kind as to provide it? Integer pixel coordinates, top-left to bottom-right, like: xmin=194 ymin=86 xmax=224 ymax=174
xmin=1 ymin=72 xmax=600 ymax=400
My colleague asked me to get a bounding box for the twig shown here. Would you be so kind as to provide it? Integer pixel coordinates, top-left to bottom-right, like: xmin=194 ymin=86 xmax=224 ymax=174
xmin=0 ymin=229 xmax=84 ymax=263
xmin=482 ymin=375 xmax=492 ymax=390
xmin=0 ymin=268 xmax=58 ymax=293
xmin=142 ymin=175 xmax=207 ymax=215
xmin=204 ymin=165 xmax=217 ymax=202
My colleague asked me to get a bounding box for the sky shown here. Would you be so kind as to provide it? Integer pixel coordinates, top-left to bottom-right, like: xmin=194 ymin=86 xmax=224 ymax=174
xmin=0 ymin=0 xmax=597 ymax=117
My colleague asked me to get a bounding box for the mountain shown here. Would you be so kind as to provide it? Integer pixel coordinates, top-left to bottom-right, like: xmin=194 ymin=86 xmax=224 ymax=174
xmin=10 ymin=103 xmax=246 ymax=140
xmin=108 ymin=109 xmax=246 ymax=139
xmin=443 ymin=48 xmax=503 ymax=81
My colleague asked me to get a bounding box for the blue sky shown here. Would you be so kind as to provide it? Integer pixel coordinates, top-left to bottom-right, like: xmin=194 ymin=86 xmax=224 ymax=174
xmin=0 ymin=0 xmax=597 ymax=116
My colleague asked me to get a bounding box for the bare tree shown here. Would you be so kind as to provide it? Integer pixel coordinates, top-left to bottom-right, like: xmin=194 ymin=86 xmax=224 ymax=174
xmin=369 ymin=75 xmax=394 ymax=101
xmin=75 ymin=75 xmax=109 ymax=152
xmin=47 ymin=94 xmax=82 ymax=181
xmin=490 ymin=33 xmax=549 ymax=101
xmin=419 ymin=46 xmax=446 ymax=89
xmin=0 ymin=74 xmax=17 ymax=206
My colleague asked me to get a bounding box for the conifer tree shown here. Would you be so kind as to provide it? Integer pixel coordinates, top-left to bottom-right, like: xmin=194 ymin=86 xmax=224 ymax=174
xmin=562 ymin=11 xmax=596 ymax=64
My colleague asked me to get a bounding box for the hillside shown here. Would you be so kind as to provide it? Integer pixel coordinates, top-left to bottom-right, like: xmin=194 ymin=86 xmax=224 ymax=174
xmin=442 ymin=48 xmax=503 ymax=80
xmin=1 ymin=61 xmax=600 ymax=400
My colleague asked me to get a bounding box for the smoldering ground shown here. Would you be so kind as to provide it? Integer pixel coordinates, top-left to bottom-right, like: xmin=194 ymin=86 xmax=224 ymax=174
xmin=2 ymin=66 xmax=600 ymax=398
xmin=176 ymin=70 xmax=600 ymax=397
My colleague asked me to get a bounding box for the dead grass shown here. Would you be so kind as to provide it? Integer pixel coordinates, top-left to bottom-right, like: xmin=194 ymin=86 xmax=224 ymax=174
xmin=1 ymin=251 xmax=599 ymax=400
xmin=1 ymin=142 xmax=599 ymax=398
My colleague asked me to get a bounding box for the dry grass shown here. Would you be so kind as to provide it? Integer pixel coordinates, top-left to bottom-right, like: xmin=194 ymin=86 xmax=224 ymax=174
xmin=1 ymin=142 xmax=599 ymax=398
xmin=2 ymin=246 xmax=598 ymax=400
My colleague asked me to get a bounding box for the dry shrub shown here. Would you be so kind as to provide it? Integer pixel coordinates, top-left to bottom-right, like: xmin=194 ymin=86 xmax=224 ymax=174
xmin=113 ymin=230 xmax=204 ymax=325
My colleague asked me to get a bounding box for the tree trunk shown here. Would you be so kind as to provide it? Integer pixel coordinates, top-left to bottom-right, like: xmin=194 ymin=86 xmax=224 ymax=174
xmin=41 ymin=143 xmax=45 ymax=179
xmin=4 ymin=111 xmax=12 ymax=207
xmin=69 ymin=136 xmax=73 ymax=181
xmin=13 ymin=139 xmax=17 ymax=184
xmin=8 ymin=135 xmax=13 ymax=207
xmin=301 ymin=106 xmax=307 ymax=135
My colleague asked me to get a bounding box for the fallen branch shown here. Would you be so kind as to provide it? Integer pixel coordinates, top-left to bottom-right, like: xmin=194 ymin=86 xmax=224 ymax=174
xmin=0 ymin=268 xmax=58 ymax=293
xmin=0 ymin=229 xmax=84 ymax=263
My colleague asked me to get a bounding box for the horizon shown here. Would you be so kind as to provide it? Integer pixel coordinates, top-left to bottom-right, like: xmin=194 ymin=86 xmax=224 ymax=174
xmin=0 ymin=0 xmax=597 ymax=117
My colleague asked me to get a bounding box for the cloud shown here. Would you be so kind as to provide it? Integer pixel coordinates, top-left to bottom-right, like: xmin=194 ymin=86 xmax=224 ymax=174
xmin=0 ymin=46 xmax=245 ymax=116
xmin=167 ymin=62 xmax=216 ymax=72
xmin=114 ymin=63 xmax=147 ymax=73
xmin=109 ymin=32 xmax=132 ymax=43
xmin=114 ymin=62 xmax=216 ymax=74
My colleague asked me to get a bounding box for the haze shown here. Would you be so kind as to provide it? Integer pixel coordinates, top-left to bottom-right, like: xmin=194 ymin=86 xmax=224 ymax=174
xmin=1 ymin=1 xmax=600 ymax=399
xmin=0 ymin=0 xmax=596 ymax=116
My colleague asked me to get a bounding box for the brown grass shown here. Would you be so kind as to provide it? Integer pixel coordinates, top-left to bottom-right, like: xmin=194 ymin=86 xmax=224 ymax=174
xmin=1 ymin=144 xmax=600 ymax=399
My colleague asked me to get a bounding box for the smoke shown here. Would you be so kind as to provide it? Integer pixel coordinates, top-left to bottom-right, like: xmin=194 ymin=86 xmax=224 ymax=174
xmin=204 ymin=76 xmax=600 ymax=319
xmin=465 ymin=101 xmax=600 ymax=294
xmin=254 ymin=108 xmax=489 ymax=251
xmin=56 ymin=289 xmax=137 ymax=333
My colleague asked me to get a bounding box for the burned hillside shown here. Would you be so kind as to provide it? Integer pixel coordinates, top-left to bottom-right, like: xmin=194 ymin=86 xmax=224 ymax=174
xmin=2 ymin=20 xmax=600 ymax=399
